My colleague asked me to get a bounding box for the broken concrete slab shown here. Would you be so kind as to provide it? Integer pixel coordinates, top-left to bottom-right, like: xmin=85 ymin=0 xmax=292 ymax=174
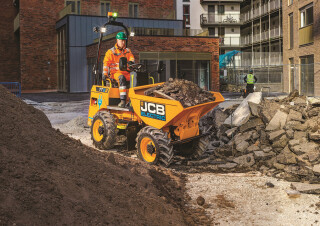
xmin=248 ymin=101 xmax=260 ymax=117
xmin=308 ymin=107 xmax=320 ymax=117
xmin=248 ymin=145 xmax=260 ymax=152
xmin=291 ymin=182 xmax=320 ymax=194
xmin=287 ymin=109 xmax=303 ymax=122
xmin=288 ymin=139 xmax=300 ymax=148
xmin=307 ymin=97 xmax=320 ymax=106
xmin=312 ymin=164 xmax=320 ymax=174
xmin=217 ymin=162 xmax=238 ymax=169
xmin=266 ymin=110 xmax=288 ymax=131
xmin=236 ymin=141 xmax=250 ymax=152
xmin=284 ymin=121 xmax=302 ymax=131
xmin=290 ymin=142 xmax=319 ymax=155
xmin=276 ymin=146 xmax=297 ymax=164
xmin=234 ymin=132 xmax=252 ymax=145
xmin=293 ymin=131 xmax=307 ymax=142
xmin=239 ymin=118 xmax=264 ymax=133
xmin=286 ymin=129 xmax=294 ymax=139
xmin=233 ymin=153 xmax=255 ymax=167
xmin=224 ymin=92 xmax=262 ymax=127
xmin=268 ymin=129 xmax=286 ymax=141
xmin=225 ymin=127 xmax=237 ymax=138
xmin=253 ymin=150 xmax=275 ymax=160
xmin=309 ymin=132 xmax=320 ymax=141
xmin=286 ymin=190 xmax=301 ymax=198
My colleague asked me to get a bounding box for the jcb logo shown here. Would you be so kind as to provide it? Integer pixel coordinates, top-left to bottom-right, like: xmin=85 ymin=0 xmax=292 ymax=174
xmin=140 ymin=101 xmax=166 ymax=121
xmin=95 ymin=87 xmax=109 ymax=93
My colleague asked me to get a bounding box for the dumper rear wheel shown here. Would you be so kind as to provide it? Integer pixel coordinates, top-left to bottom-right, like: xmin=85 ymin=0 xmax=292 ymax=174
xmin=91 ymin=111 xmax=117 ymax=150
xmin=136 ymin=126 xmax=174 ymax=167
xmin=190 ymin=136 xmax=209 ymax=159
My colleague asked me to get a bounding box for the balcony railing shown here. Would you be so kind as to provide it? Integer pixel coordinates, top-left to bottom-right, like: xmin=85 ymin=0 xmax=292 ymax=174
xmin=219 ymin=37 xmax=242 ymax=47
xmin=241 ymin=35 xmax=252 ymax=45
xmin=299 ymin=25 xmax=313 ymax=46
xmin=240 ymin=52 xmax=283 ymax=67
xmin=200 ymin=14 xmax=243 ymax=25
xmin=242 ymin=0 xmax=281 ymax=22
xmin=14 ymin=13 xmax=19 ymax=32
xmin=59 ymin=4 xmax=75 ymax=19
xmin=270 ymin=27 xmax=282 ymax=38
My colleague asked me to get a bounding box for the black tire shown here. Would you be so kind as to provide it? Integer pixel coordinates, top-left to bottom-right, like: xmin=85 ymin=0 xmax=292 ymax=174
xmin=136 ymin=126 xmax=174 ymax=167
xmin=189 ymin=136 xmax=209 ymax=159
xmin=91 ymin=111 xmax=117 ymax=150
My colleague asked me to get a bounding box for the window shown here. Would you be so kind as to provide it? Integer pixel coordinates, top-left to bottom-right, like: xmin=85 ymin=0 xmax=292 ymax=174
xmin=289 ymin=58 xmax=295 ymax=92
xmin=129 ymin=3 xmax=138 ymax=18
xmin=218 ymin=5 xmax=225 ymax=14
xmin=231 ymin=28 xmax=234 ymax=32
xmin=101 ymin=1 xmax=110 ymax=16
xmin=218 ymin=27 xmax=225 ymax=37
xmin=208 ymin=27 xmax=215 ymax=36
xmin=289 ymin=13 xmax=293 ymax=49
xmin=300 ymin=55 xmax=314 ymax=96
xmin=231 ymin=6 xmax=234 ymax=10
xmin=183 ymin=5 xmax=190 ymax=25
xmin=300 ymin=4 xmax=313 ymax=28
xmin=288 ymin=0 xmax=293 ymax=6
xmin=183 ymin=0 xmax=190 ymax=2
xmin=66 ymin=0 xmax=81 ymax=14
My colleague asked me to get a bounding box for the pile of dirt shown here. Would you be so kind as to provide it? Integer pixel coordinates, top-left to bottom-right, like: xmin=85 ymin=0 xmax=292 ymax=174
xmin=0 ymin=85 xmax=209 ymax=225
xmin=144 ymin=78 xmax=216 ymax=107
xmin=185 ymin=91 xmax=320 ymax=184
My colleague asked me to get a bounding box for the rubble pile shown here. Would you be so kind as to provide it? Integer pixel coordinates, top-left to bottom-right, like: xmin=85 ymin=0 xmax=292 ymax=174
xmin=145 ymin=78 xmax=216 ymax=107
xmin=197 ymin=90 xmax=320 ymax=183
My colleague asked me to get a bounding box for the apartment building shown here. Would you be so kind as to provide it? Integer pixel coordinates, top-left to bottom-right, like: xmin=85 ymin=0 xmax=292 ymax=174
xmin=1 ymin=0 xmax=221 ymax=92
xmin=240 ymin=0 xmax=283 ymax=67
xmin=283 ymin=0 xmax=319 ymax=96
xmin=176 ymin=0 xmax=243 ymax=55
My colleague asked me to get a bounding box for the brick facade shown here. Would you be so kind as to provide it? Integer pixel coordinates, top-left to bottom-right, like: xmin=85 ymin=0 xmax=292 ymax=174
xmin=87 ymin=36 xmax=220 ymax=91
xmin=0 ymin=0 xmax=20 ymax=83
xmin=283 ymin=0 xmax=320 ymax=96
xmin=1 ymin=0 xmax=174 ymax=91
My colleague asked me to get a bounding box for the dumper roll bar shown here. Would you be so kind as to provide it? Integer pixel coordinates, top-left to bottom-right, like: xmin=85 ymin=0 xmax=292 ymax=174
xmin=93 ymin=18 xmax=129 ymax=85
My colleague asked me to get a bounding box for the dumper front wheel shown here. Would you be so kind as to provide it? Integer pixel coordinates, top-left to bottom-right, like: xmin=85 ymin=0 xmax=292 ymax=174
xmin=91 ymin=111 xmax=117 ymax=150
xmin=136 ymin=126 xmax=174 ymax=167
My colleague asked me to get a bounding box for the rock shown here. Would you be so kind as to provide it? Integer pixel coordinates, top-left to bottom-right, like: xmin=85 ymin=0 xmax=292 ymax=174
xmin=239 ymin=118 xmax=264 ymax=133
xmin=288 ymin=139 xmax=300 ymax=148
xmin=196 ymin=196 xmax=205 ymax=206
xmin=210 ymin=141 xmax=221 ymax=147
xmin=308 ymin=107 xmax=320 ymax=117
xmin=248 ymin=145 xmax=260 ymax=152
xmin=291 ymin=182 xmax=320 ymax=194
xmin=217 ymin=162 xmax=238 ymax=169
xmin=273 ymin=162 xmax=285 ymax=170
xmin=284 ymin=121 xmax=302 ymax=130
xmin=312 ymin=164 xmax=320 ymax=174
xmin=286 ymin=190 xmax=301 ymax=198
xmin=272 ymin=135 xmax=289 ymax=149
xmin=265 ymin=182 xmax=275 ymax=188
xmin=248 ymin=101 xmax=260 ymax=117
xmin=293 ymin=123 xmax=308 ymax=131
xmin=309 ymin=132 xmax=320 ymax=141
xmin=307 ymin=97 xmax=320 ymax=106
xmin=224 ymin=92 xmax=262 ymax=127
xmin=252 ymin=131 xmax=260 ymax=140
xmin=291 ymin=142 xmax=319 ymax=155
xmin=221 ymin=136 xmax=230 ymax=144
xmin=260 ymin=101 xmax=280 ymax=123
xmin=268 ymin=129 xmax=286 ymax=141
xmin=286 ymin=129 xmax=294 ymax=139
xmin=254 ymin=151 xmax=275 ymax=160
xmin=236 ymin=141 xmax=250 ymax=152
xmin=276 ymin=146 xmax=297 ymax=164
xmin=292 ymin=97 xmax=307 ymax=106
xmin=259 ymin=130 xmax=268 ymax=145
xmin=266 ymin=110 xmax=288 ymax=131
xmin=225 ymin=127 xmax=237 ymax=138
xmin=306 ymin=118 xmax=319 ymax=131
xmin=233 ymin=153 xmax=255 ymax=167
xmin=262 ymin=146 xmax=273 ymax=153
xmin=234 ymin=132 xmax=252 ymax=145
xmin=287 ymin=109 xmax=303 ymax=122
xmin=294 ymin=131 xmax=307 ymax=142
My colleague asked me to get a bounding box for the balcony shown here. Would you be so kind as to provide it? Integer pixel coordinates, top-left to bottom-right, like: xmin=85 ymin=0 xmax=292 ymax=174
xmin=240 ymin=52 xmax=283 ymax=67
xmin=241 ymin=35 xmax=252 ymax=45
xmin=219 ymin=37 xmax=242 ymax=47
xmin=200 ymin=14 xmax=243 ymax=26
xmin=14 ymin=13 xmax=19 ymax=32
xmin=299 ymin=25 xmax=313 ymax=46
xmin=261 ymin=30 xmax=269 ymax=41
xmin=59 ymin=4 xmax=76 ymax=19
xmin=270 ymin=27 xmax=282 ymax=39
xmin=242 ymin=0 xmax=281 ymax=23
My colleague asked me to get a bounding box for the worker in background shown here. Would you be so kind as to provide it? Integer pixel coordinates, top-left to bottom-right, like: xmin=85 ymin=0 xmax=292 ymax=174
xmin=244 ymin=69 xmax=257 ymax=95
xmin=103 ymin=32 xmax=135 ymax=108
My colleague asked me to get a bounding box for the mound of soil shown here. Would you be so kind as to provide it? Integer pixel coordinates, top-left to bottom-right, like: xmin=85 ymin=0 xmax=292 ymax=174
xmin=0 ymin=86 xmax=209 ymax=225
xmin=145 ymin=78 xmax=216 ymax=107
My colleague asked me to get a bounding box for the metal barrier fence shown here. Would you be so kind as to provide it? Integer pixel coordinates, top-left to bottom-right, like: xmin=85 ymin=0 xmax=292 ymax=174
xmin=0 ymin=82 xmax=21 ymax=97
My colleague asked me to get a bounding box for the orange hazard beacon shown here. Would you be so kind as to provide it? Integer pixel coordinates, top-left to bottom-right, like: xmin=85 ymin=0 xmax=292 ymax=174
xmin=88 ymin=12 xmax=224 ymax=167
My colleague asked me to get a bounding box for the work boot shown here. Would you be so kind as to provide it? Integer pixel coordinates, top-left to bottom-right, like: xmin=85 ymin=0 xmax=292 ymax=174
xmin=118 ymin=100 xmax=126 ymax=108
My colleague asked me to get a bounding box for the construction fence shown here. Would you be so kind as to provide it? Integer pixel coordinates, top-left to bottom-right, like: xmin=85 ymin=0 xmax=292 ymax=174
xmin=220 ymin=63 xmax=317 ymax=96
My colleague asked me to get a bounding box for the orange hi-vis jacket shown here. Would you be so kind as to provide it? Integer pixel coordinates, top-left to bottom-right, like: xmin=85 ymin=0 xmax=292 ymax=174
xmin=103 ymin=44 xmax=135 ymax=81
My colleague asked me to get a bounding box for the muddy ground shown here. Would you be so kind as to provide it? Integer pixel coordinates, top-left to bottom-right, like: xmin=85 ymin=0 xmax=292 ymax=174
xmin=22 ymin=92 xmax=320 ymax=225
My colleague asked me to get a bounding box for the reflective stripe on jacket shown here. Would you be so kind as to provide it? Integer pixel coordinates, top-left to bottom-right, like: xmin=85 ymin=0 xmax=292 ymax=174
xmin=103 ymin=44 xmax=135 ymax=80
xmin=246 ymin=74 xmax=255 ymax=84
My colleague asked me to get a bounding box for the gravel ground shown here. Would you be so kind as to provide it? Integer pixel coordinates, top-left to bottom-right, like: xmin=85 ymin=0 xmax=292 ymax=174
xmin=22 ymin=92 xmax=320 ymax=225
